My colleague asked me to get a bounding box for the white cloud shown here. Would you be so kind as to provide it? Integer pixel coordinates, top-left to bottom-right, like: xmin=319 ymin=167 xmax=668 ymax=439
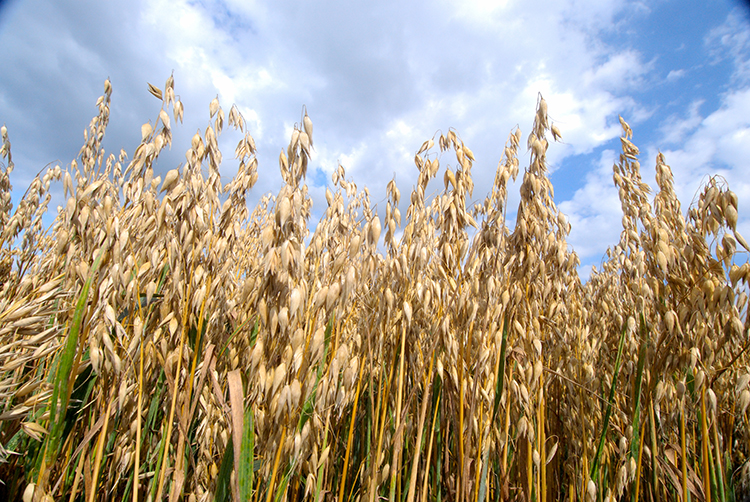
xmin=658 ymin=99 xmax=704 ymax=145
xmin=655 ymin=88 xmax=750 ymax=190
xmin=582 ymin=50 xmax=652 ymax=92
xmin=562 ymin=85 xmax=750 ymax=271
xmin=0 ymin=0 xmax=747 ymax=278
xmin=666 ymin=69 xmax=685 ymax=82
xmin=558 ymin=149 xmax=623 ymax=262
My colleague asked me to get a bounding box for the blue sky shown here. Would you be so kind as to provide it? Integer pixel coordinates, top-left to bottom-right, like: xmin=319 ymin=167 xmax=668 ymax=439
xmin=0 ymin=0 xmax=749 ymax=279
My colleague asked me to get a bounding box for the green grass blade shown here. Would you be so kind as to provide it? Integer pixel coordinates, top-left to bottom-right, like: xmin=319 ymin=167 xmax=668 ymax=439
xmin=274 ymin=463 xmax=294 ymax=502
xmin=477 ymin=445 xmax=491 ymax=502
xmin=219 ymin=316 xmax=257 ymax=359
xmin=215 ymin=440 xmax=234 ymax=502
xmin=482 ymin=317 xmax=508 ymax=502
xmin=590 ymin=322 xmax=627 ymax=482
xmin=713 ymin=419 xmax=726 ymax=502
xmin=314 ymin=423 xmax=329 ymax=502
xmin=239 ymin=406 xmax=255 ymax=501
xmin=491 ymin=317 xmax=509 ymax=425
xmin=37 ymin=243 xmax=108 ymax=479
xmin=300 ymin=316 xmax=334 ymax=431
xmin=630 ymin=315 xmax=648 ymax=502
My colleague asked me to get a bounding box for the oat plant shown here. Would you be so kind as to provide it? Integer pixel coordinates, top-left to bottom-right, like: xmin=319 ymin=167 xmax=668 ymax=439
xmin=0 ymin=76 xmax=748 ymax=502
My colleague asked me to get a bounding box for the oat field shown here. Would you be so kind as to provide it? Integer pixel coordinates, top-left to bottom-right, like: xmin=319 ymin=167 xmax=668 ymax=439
xmin=0 ymin=76 xmax=749 ymax=502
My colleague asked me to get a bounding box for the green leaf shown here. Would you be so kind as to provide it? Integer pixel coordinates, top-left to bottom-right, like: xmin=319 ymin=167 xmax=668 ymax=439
xmin=36 ymin=243 xmax=108 ymax=478
xmin=215 ymin=441 xmax=234 ymax=502
xmin=239 ymin=407 xmax=255 ymax=500
xmin=300 ymin=316 xmax=334 ymax=431
xmin=591 ymin=322 xmax=627 ymax=482
xmin=491 ymin=317 xmax=509 ymax=424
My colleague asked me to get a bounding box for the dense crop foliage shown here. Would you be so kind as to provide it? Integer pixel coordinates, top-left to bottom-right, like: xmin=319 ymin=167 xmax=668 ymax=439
xmin=0 ymin=77 xmax=749 ymax=502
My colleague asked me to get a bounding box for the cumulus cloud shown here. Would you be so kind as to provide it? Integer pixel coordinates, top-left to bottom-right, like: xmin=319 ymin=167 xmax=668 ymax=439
xmin=651 ymin=87 xmax=750 ymax=206
xmin=658 ymin=99 xmax=704 ymax=145
xmin=558 ymin=150 xmax=623 ymax=263
xmin=0 ymin=0 xmax=748 ymax=276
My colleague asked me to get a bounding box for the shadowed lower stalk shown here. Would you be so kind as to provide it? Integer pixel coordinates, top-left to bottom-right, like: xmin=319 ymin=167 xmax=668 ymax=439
xmin=406 ymin=353 xmax=434 ymax=502
xmin=539 ymin=380 xmax=546 ymax=502
xmin=631 ymin=318 xmax=647 ymax=502
xmin=390 ymin=324 xmax=408 ymax=502
xmin=420 ymin=385 xmax=441 ymax=502
xmin=590 ymin=323 xmax=627 ymax=483
xmin=458 ymin=333 xmax=466 ymax=502
xmin=633 ymin=418 xmax=646 ymax=501
xmin=339 ymin=355 xmax=365 ymax=502
xmin=681 ymin=400 xmax=688 ymax=502
xmin=649 ymin=401 xmax=660 ymax=501
xmin=701 ymin=387 xmax=711 ymax=502
xmin=712 ymin=407 xmax=726 ymax=502
xmin=88 ymin=394 xmax=113 ymax=502
xmin=314 ymin=412 xmax=331 ymax=502
xmin=526 ymin=436 xmax=532 ymax=501
xmin=266 ymin=428 xmax=287 ymax=502
xmin=477 ymin=318 xmax=509 ymax=502
xmin=33 ymin=243 xmax=108 ymax=495
xmin=133 ymin=325 xmax=144 ymax=502
xmin=155 ymin=252 xmax=195 ymax=502
xmin=370 ymin=346 xmax=397 ymax=502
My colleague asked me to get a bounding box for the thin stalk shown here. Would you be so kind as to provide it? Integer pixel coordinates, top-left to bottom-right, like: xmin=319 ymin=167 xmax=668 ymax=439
xmin=185 ymin=276 xmax=212 ymax=410
xmin=539 ymin=380 xmax=546 ymax=502
xmin=712 ymin=407 xmax=726 ymax=502
xmin=371 ymin=354 xmax=396 ymax=502
xmin=171 ymin=276 xmax=213 ymax=501
xmin=630 ymin=325 xmax=647 ymax=502
xmin=526 ymin=436 xmax=532 ymax=502
xmin=38 ymin=244 xmax=108 ymax=486
xmin=681 ymin=400 xmax=688 ymax=502
xmin=634 ymin=419 xmax=646 ymax=502
xmin=133 ymin=332 xmax=143 ymax=502
xmin=472 ymin=404 xmax=484 ymax=502
xmin=491 ymin=318 xmax=508 ymax=425
xmin=421 ymin=388 xmax=441 ymax=502
xmin=148 ymin=422 xmax=167 ymax=502
xmin=314 ymin=411 xmax=331 ymax=502
xmin=590 ymin=323 xmax=627 ymax=482
xmin=87 ymin=395 xmax=113 ymax=502
xmin=265 ymin=428 xmax=287 ymax=502
xmin=339 ymin=356 xmax=366 ymax=502
xmin=368 ymin=360 xmax=386 ymax=502
xmin=436 ymin=414 xmax=446 ymax=502
xmin=649 ymin=401 xmax=659 ymax=502
xmin=583 ymin=455 xmax=589 ymax=502
xmin=389 ymin=324 xmax=408 ymax=502
xmin=701 ymin=388 xmax=711 ymax=502
xmin=502 ymin=363 xmax=514 ymax=474
xmin=482 ymin=318 xmax=508 ymax=502
xmin=631 ymin=321 xmax=647 ymax=463
xmin=67 ymin=444 xmax=86 ymax=502
xmin=406 ymin=354 xmax=434 ymax=502
xmin=458 ymin=340 xmax=465 ymax=502
xmin=154 ymin=250 xmax=195 ymax=502
xmin=132 ymin=251 xmax=163 ymax=502
xmin=707 ymin=422 xmax=718 ymax=502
